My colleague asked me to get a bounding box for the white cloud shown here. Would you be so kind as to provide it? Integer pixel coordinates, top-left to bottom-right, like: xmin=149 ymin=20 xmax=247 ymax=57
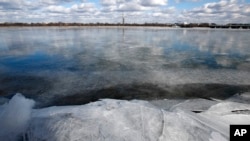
xmin=46 ymin=5 xmax=71 ymax=13
xmin=43 ymin=2 xmax=97 ymax=15
xmin=100 ymin=0 xmax=117 ymax=6
xmin=182 ymin=0 xmax=250 ymax=23
xmin=0 ymin=0 xmax=249 ymax=23
xmin=71 ymin=3 xmax=96 ymax=13
xmin=140 ymin=0 xmax=167 ymax=7
xmin=100 ymin=0 xmax=167 ymax=12
xmin=159 ymin=6 xmax=176 ymax=14
xmin=39 ymin=0 xmax=75 ymax=5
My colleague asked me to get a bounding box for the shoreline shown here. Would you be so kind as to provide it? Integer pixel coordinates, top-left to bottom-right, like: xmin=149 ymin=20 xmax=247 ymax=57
xmin=1 ymin=26 xmax=250 ymax=31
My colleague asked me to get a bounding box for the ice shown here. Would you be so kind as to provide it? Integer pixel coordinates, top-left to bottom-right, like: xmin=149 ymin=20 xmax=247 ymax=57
xmin=28 ymin=100 xmax=163 ymax=141
xmin=204 ymin=101 xmax=250 ymax=115
xmin=149 ymin=98 xmax=218 ymax=112
xmin=149 ymin=99 xmax=185 ymax=110
xmin=19 ymin=69 xmax=250 ymax=106
xmin=226 ymin=92 xmax=250 ymax=104
xmin=200 ymin=101 xmax=250 ymax=125
xmin=0 ymin=94 xmax=35 ymax=141
xmin=170 ymin=98 xmax=218 ymax=112
xmin=209 ymin=132 xmax=227 ymax=141
xmin=1 ymin=94 xmax=250 ymax=141
xmin=27 ymin=99 xmax=228 ymax=141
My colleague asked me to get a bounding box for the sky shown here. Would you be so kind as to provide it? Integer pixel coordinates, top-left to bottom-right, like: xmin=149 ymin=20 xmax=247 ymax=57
xmin=0 ymin=0 xmax=250 ymax=24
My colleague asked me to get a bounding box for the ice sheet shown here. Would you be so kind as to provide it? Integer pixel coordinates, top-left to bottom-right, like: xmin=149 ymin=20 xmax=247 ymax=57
xmin=27 ymin=99 xmax=229 ymax=141
xmin=1 ymin=94 xmax=250 ymax=141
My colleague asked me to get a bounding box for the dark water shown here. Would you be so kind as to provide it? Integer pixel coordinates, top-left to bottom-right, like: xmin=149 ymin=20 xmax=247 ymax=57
xmin=1 ymin=27 xmax=250 ymax=107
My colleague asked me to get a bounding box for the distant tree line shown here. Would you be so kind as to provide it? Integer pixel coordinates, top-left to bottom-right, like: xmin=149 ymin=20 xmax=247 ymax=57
xmin=0 ymin=22 xmax=173 ymax=27
xmin=0 ymin=22 xmax=250 ymax=29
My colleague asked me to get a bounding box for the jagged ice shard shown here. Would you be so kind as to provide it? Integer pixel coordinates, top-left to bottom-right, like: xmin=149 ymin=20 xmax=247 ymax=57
xmin=0 ymin=94 xmax=35 ymax=141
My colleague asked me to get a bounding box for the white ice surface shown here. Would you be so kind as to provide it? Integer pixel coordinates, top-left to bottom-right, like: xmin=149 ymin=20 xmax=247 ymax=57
xmin=0 ymin=94 xmax=35 ymax=141
xmin=201 ymin=101 xmax=250 ymax=125
xmin=1 ymin=94 xmax=250 ymax=141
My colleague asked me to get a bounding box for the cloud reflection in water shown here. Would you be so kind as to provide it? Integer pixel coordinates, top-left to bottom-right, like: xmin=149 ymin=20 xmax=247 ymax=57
xmin=0 ymin=27 xmax=250 ymax=106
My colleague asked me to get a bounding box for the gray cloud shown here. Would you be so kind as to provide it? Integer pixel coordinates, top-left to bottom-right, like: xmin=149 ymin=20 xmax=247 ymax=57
xmin=117 ymin=2 xmax=146 ymax=11
xmin=175 ymin=0 xmax=201 ymax=3
xmin=0 ymin=0 xmax=32 ymax=10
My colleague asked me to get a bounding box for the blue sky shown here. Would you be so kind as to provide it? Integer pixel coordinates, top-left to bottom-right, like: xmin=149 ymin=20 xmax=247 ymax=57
xmin=0 ymin=0 xmax=250 ymax=23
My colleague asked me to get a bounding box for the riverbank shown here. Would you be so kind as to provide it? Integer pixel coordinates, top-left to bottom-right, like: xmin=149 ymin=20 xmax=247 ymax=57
xmin=1 ymin=23 xmax=250 ymax=29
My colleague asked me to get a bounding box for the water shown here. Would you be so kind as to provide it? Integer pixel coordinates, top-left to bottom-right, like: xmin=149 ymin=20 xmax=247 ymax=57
xmin=0 ymin=27 xmax=250 ymax=107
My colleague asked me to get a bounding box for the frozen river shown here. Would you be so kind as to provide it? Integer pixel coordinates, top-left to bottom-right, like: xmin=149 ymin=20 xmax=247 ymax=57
xmin=1 ymin=27 xmax=250 ymax=141
xmin=0 ymin=27 xmax=250 ymax=107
